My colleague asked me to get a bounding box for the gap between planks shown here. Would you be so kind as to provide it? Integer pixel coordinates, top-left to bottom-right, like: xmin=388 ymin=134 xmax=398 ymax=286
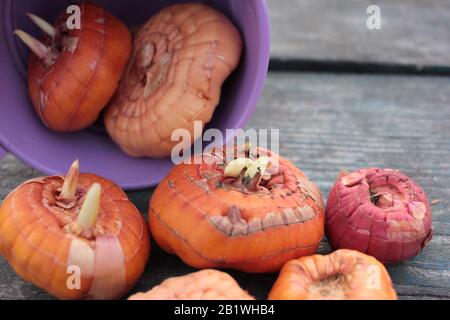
xmin=269 ymin=58 xmax=450 ymax=76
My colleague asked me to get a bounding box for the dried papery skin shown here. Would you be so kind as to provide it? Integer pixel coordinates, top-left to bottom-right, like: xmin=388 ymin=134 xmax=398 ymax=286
xmin=24 ymin=3 xmax=131 ymax=132
xmin=104 ymin=3 xmax=243 ymax=157
xmin=268 ymin=249 xmax=397 ymax=300
xmin=325 ymin=168 xmax=432 ymax=263
xmin=128 ymin=269 xmax=254 ymax=300
xmin=0 ymin=172 xmax=150 ymax=299
xmin=149 ymin=146 xmax=325 ymax=273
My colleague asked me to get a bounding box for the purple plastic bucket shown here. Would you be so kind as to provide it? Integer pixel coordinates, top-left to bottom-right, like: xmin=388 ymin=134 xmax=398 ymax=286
xmin=0 ymin=0 xmax=270 ymax=190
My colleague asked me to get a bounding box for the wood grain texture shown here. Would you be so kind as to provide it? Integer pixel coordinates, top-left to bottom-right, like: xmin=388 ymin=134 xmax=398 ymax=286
xmin=0 ymin=73 xmax=449 ymax=300
xmin=269 ymin=0 xmax=450 ymax=67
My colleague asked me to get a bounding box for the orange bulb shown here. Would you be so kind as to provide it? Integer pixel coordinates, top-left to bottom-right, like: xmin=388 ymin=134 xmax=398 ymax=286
xmin=0 ymin=161 xmax=150 ymax=299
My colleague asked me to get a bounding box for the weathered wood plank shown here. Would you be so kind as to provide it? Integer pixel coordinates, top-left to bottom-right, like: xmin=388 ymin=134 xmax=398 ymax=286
xmin=1 ymin=73 xmax=449 ymax=299
xmin=269 ymin=0 xmax=450 ymax=67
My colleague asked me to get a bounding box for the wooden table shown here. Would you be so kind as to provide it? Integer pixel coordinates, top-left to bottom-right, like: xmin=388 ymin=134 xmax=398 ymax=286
xmin=1 ymin=0 xmax=449 ymax=300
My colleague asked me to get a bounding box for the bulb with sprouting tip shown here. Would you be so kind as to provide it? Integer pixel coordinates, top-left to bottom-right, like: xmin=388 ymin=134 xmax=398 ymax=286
xmin=0 ymin=158 xmax=150 ymax=299
xmin=148 ymin=146 xmax=325 ymax=273
xmin=14 ymin=4 xmax=132 ymax=132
